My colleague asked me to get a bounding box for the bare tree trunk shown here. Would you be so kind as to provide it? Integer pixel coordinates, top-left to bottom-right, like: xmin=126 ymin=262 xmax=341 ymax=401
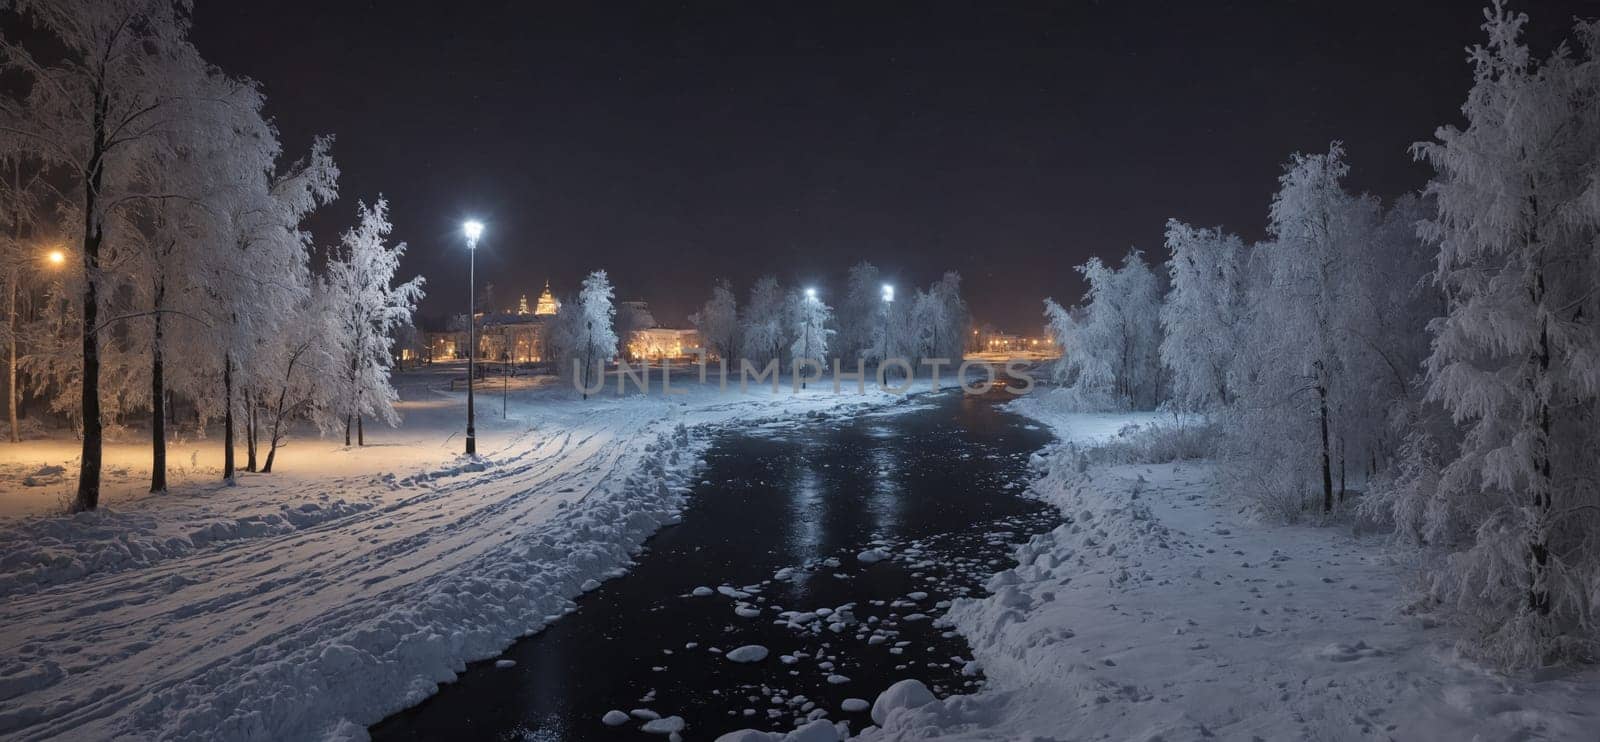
xmin=1338 ymin=437 xmax=1346 ymax=503
xmin=356 ymin=414 xmax=364 ymax=446
xmin=73 ymin=97 xmax=108 ymax=512
xmin=1524 ymin=189 xmax=1553 ymax=619
xmin=7 ymin=166 xmax=21 ymax=444
xmin=263 ymin=389 xmax=289 ymax=473
xmin=7 ymin=268 xmax=18 ymax=443
xmin=244 ymin=390 xmax=258 ymax=472
xmin=345 ymin=355 xmax=359 ymax=446
xmin=1529 ymin=278 xmax=1552 ymax=617
xmin=263 ymin=344 xmax=308 ymax=473
xmin=150 ymin=298 xmax=166 ymax=493
xmin=1317 ymin=380 xmax=1332 ymax=514
xmin=223 ymin=352 xmax=235 ymax=484
xmin=582 ymin=320 xmax=594 ymax=400
xmin=263 ymin=390 xmax=289 ymax=474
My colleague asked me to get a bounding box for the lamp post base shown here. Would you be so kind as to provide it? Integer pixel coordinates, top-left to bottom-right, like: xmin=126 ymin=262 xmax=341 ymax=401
xmin=465 ymin=429 xmax=476 ymax=456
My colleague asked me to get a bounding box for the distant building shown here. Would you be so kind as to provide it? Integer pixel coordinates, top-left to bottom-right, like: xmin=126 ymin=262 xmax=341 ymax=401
xmin=533 ymin=281 xmax=560 ymax=316
xmin=479 ymin=310 xmax=549 ymax=363
xmin=628 ymin=328 xmax=702 ymax=360
xmin=419 ymin=280 xmax=562 ymax=364
xmin=425 ymin=332 xmax=459 ymax=361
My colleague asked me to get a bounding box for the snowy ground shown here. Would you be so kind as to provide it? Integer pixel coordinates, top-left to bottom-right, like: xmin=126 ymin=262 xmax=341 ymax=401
xmin=843 ymin=392 xmax=1600 ymax=742
xmin=0 ymin=363 xmax=931 ymax=741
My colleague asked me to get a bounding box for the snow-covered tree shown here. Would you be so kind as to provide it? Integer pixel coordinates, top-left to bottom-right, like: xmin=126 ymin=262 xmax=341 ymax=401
xmin=0 ymin=0 xmax=255 ymax=509
xmin=741 ymin=275 xmax=786 ymax=366
xmin=1224 ymin=143 xmax=1376 ymax=516
xmin=116 ymin=63 xmax=282 ymax=491
xmin=221 ymin=137 xmax=338 ymax=477
xmin=550 ymin=270 xmax=617 ymax=399
xmin=836 ymin=262 xmax=883 ymax=362
xmin=1046 ymin=250 xmax=1164 ymax=410
xmin=1397 ymin=4 xmax=1600 ymax=666
xmin=1336 ymin=193 xmax=1438 ymax=477
xmin=910 ymin=271 xmax=969 ymax=363
xmin=1220 ymin=141 xmax=1438 ymax=525
xmin=1159 ymin=220 xmax=1249 ymax=411
xmin=0 ymin=158 xmax=55 ymax=443
xmin=323 ymin=198 xmax=425 ymax=446
xmin=787 ymin=287 xmax=834 ymax=370
xmin=689 ymin=279 xmax=739 ymax=360
xmin=258 ymin=288 xmax=339 ymax=473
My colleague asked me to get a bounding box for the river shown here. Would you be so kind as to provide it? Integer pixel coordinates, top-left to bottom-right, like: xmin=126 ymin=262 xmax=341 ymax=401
xmin=372 ymin=385 xmax=1057 ymax=740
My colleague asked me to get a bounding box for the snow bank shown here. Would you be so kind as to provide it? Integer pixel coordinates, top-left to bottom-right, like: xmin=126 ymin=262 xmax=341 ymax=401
xmin=851 ymin=413 xmax=1600 ymax=741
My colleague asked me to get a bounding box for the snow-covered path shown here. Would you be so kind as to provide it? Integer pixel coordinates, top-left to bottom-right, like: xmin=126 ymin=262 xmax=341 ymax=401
xmin=855 ymin=403 xmax=1600 ymax=741
xmin=0 ymin=369 xmax=915 ymax=741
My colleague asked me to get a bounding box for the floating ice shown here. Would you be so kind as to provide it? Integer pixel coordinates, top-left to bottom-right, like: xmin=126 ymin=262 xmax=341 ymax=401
xmin=726 ymin=644 xmax=770 ymax=663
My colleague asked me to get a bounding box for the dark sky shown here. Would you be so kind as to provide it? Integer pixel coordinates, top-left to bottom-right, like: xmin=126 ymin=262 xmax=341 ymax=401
xmin=190 ymin=0 xmax=1598 ymax=331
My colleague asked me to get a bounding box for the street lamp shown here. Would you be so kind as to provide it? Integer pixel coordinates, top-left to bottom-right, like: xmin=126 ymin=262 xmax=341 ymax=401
xmin=46 ymin=249 xmax=65 ymax=266
xmin=463 ymin=220 xmax=483 ymax=456
xmin=880 ymin=283 xmax=894 ymax=381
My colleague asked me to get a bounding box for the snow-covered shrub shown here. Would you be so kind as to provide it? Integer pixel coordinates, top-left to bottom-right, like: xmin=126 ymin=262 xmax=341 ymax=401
xmin=1160 ymin=220 xmax=1249 ymax=412
xmin=1086 ymin=418 xmax=1218 ymax=465
xmin=1042 ymin=250 xmax=1164 ymax=411
xmin=1219 ymin=412 xmax=1321 ymax=524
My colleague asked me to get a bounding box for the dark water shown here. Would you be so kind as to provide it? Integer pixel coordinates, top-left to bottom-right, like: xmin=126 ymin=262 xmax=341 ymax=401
xmin=371 ymin=387 xmax=1057 ymax=741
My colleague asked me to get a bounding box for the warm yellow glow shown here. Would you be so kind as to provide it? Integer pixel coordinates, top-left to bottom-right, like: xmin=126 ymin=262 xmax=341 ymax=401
xmin=46 ymin=249 xmax=66 ymax=266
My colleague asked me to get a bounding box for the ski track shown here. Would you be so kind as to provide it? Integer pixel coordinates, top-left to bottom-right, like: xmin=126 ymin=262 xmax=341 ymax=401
xmin=0 ymin=384 xmax=912 ymax=741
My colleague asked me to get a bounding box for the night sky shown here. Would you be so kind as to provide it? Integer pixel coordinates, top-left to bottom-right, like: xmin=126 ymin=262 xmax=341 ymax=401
xmin=190 ymin=0 xmax=1597 ymax=331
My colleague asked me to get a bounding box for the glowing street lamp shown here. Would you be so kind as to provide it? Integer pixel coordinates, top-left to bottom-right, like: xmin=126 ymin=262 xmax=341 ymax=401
xmin=880 ymin=283 xmax=895 ymax=381
xmin=463 ymin=220 xmax=484 ymax=456
xmin=46 ymin=249 xmax=65 ymax=266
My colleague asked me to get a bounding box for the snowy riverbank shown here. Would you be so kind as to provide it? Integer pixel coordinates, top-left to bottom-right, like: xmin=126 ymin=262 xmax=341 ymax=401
xmin=848 ymin=395 xmax=1600 ymax=741
xmin=0 ymin=364 xmax=931 ymax=741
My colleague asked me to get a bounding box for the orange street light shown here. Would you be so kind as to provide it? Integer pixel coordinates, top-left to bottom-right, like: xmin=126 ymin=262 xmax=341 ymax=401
xmin=46 ymin=249 xmax=66 ymax=266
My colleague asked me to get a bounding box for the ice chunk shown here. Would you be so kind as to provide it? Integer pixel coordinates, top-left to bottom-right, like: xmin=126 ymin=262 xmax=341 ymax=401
xmin=786 ymin=719 xmax=840 ymax=741
xmin=641 ymin=715 xmax=685 ymax=734
xmin=725 ymin=644 xmax=770 ymax=663
xmin=871 ymin=679 xmax=935 ymax=725
xmin=856 ymin=548 xmax=890 ymax=564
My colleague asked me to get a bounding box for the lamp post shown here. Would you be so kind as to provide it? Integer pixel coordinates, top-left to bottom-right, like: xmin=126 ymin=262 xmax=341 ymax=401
xmin=880 ymin=283 xmax=894 ymax=381
xmin=7 ymin=247 xmax=66 ymax=443
xmin=463 ymin=220 xmax=483 ymax=455
xmin=802 ymin=287 xmax=817 ymax=390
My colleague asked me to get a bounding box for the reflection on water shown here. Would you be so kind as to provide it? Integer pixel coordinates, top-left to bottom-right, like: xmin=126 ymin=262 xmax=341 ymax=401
xmin=372 ymin=387 xmax=1056 ymax=741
